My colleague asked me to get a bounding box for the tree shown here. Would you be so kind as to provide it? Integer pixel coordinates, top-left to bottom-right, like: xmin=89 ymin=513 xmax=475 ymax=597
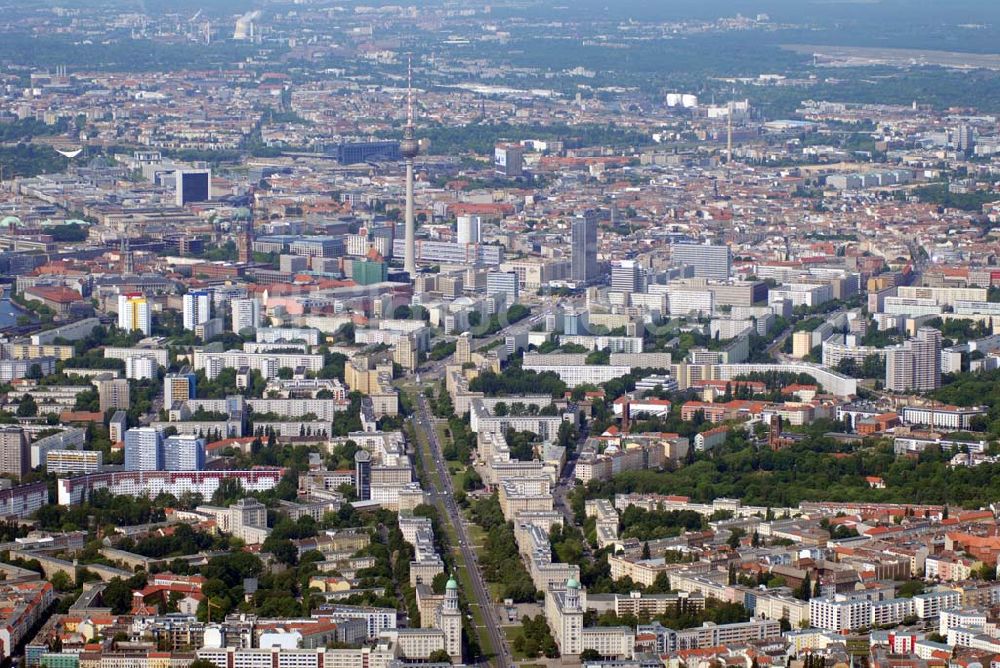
xmin=102 ymin=577 xmax=137 ymax=614
xmin=641 ymin=541 xmax=651 ymax=559
xmin=50 ymin=571 xmax=73 ymax=592
xmin=211 ymin=478 xmax=247 ymax=506
xmin=647 ymin=571 xmax=671 ymax=594
xmin=16 ymin=395 xmax=37 ymax=417
xmin=431 ymin=572 xmax=450 ymax=594
xmin=462 ymin=467 xmax=483 ymax=491
xmin=434 ymin=384 xmax=454 ymax=419
xmin=190 ymin=661 xmax=218 ymax=668
xmin=428 ymin=650 xmax=452 ymax=663
xmin=263 ymin=537 xmax=298 ymax=566
xmin=202 ymin=551 xmax=263 ymax=588
xmin=896 ymin=580 xmax=925 ymax=598
xmin=797 ymin=572 xmax=812 ymax=601
xmin=580 ymin=649 xmax=603 ymax=661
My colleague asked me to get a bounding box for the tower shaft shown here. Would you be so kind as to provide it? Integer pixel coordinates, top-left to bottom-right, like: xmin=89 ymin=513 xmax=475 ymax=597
xmin=404 ymin=160 xmax=416 ymax=275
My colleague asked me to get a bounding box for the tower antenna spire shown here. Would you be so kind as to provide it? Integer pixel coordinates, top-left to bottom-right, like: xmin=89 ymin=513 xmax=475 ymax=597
xmin=406 ymin=56 xmax=414 ymax=128
xmin=727 ymin=88 xmax=734 ymax=164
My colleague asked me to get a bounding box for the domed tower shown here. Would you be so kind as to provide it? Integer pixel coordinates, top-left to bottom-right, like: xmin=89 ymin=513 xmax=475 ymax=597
xmin=437 ymin=575 xmax=462 ymax=661
xmin=565 ymin=576 xmax=581 ymax=611
xmin=444 ymin=576 xmax=459 ymax=610
xmin=552 ymin=575 xmax=584 ymax=656
xmin=402 ymin=57 xmax=420 ymax=278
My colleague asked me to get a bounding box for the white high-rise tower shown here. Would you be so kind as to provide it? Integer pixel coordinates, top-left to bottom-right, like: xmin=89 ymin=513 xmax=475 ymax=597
xmin=118 ymin=294 xmax=151 ymax=336
xmin=231 ymin=297 xmax=261 ymax=334
xmin=182 ymin=291 xmax=212 ymax=331
xmin=401 ymin=57 xmax=419 ymax=277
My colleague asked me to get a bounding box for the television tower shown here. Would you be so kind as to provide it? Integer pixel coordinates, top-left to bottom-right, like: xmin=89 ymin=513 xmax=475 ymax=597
xmin=401 ymin=57 xmax=419 ymax=277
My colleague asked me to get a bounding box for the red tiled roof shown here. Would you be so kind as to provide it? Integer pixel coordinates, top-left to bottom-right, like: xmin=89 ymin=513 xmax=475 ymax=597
xmin=59 ymin=411 xmax=104 ymax=423
xmin=206 ymin=437 xmax=257 ymax=452
xmin=24 ymin=286 xmax=83 ymax=303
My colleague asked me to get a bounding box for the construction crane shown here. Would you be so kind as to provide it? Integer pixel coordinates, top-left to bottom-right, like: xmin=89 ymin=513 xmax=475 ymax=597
xmin=205 ymin=598 xmax=223 ymax=623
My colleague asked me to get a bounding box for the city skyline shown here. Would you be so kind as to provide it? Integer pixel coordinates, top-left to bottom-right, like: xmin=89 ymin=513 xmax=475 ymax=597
xmin=0 ymin=1 xmax=1000 ymax=668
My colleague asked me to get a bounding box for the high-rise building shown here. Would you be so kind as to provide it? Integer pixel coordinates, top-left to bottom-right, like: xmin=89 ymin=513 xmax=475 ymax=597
xmin=486 ymin=271 xmax=519 ymax=304
xmin=671 ymin=243 xmax=732 ymax=281
xmin=494 ymin=143 xmax=524 ymax=177
xmin=352 ymin=259 xmax=388 ymax=286
xmin=196 ymin=318 xmax=225 ymax=342
xmin=163 ymin=434 xmax=206 ymax=471
xmin=393 ymin=333 xmax=418 ymax=372
xmin=562 ymin=309 xmax=589 ymax=336
xmin=956 ymin=124 xmax=976 ymax=156
xmin=109 ymin=411 xmax=128 ymax=444
xmin=570 ymin=215 xmax=598 ymax=284
xmin=611 ymin=260 xmax=645 ymax=294
xmin=117 ymin=293 xmax=151 ymax=335
xmin=911 ymin=327 xmax=942 ymax=391
xmin=124 ymin=427 xmax=162 ymax=471
xmin=0 ymin=427 xmax=29 ymax=480
xmin=438 ymin=274 xmax=464 ymax=298
xmin=437 ymin=577 xmax=463 ymax=661
xmin=125 ymin=355 xmax=157 ymax=381
xmin=164 ymin=370 xmax=197 ymax=411
xmin=175 ymin=169 xmax=211 ymax=206
xmin=455 ymin=333 xmax=472 ymax=365
xmin=232 ymin=298 xmax=262 ymax=334
xmin=884 ymin=327 xmax=942 ymax=392
xmin=233 ymin=11 xmax=258 ymax=40
xmin=183 ymin=291 xmax=212 ymax=331
xmin=354 ymin=450 xmax=372 ymax=500
xmin=456 ymin=215 xmax=481 ymax=245
xmin=231 ymin=497 xmax=268 ymax=534
xmin=96 ymin=378 xmax=131 ymax=412
xmin=884 ymin=348 xmax=914 ymax=393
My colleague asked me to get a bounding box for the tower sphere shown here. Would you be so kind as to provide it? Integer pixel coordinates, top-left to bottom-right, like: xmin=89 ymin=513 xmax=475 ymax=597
xmin=401 ymin=133 xmax=420 ymax=159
